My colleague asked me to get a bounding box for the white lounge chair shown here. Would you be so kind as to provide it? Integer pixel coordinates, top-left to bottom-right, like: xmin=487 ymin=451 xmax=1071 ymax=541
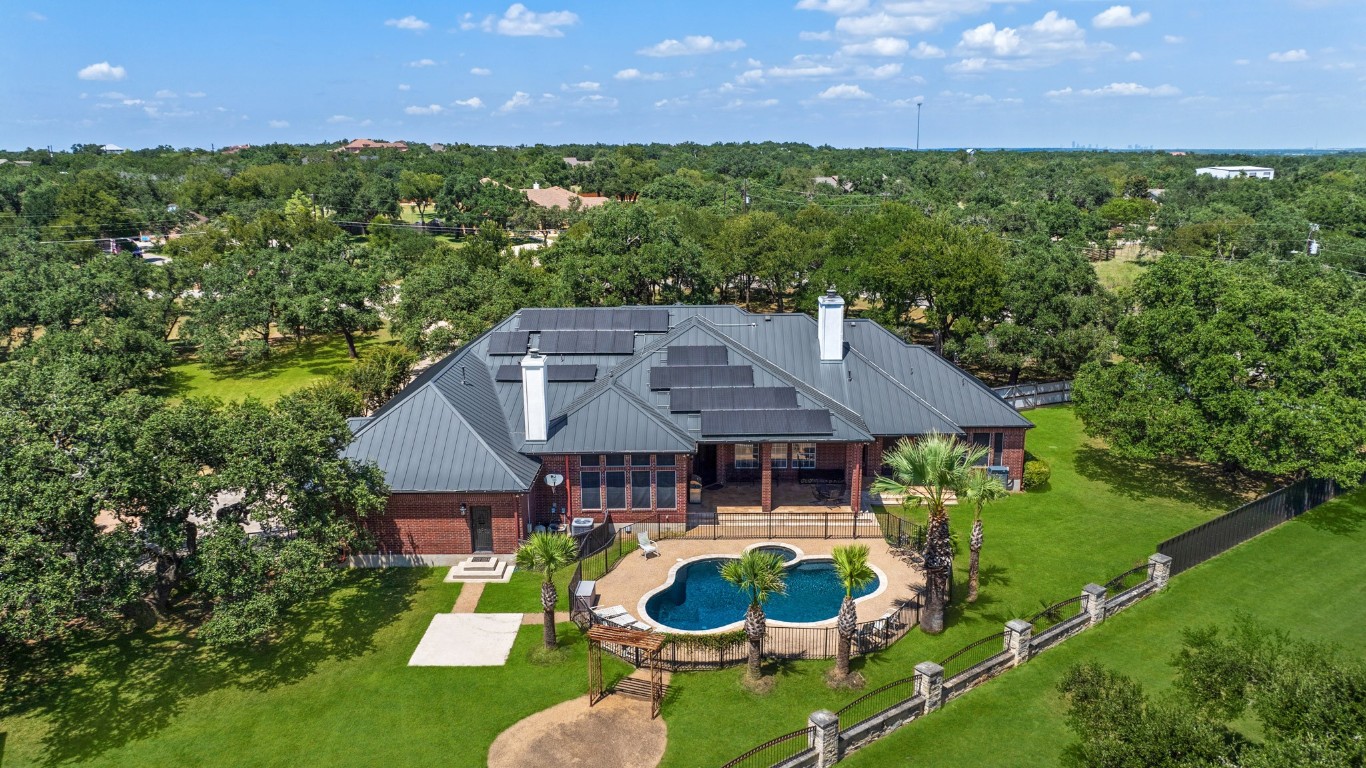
xmin=591 ymin=605 xmax=628 ymax=623
xmin=638 ymin=530 xmax=659 ymax=558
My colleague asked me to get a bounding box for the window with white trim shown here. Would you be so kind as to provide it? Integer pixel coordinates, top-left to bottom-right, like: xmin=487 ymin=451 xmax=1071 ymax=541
xmin=771 ymin=443 xmax=789 ymax=469
xmin=792 ymin=443 xmax=817 ymax=469
xmin=735 ymin=443 xmax=759 ymax=469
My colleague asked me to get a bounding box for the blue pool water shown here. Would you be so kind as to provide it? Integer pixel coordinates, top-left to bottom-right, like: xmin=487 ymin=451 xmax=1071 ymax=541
xmin=644 ymin=555 xmax=879 ymax=631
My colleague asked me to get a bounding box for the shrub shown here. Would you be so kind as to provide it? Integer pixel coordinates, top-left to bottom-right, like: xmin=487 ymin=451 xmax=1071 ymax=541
xmin=1023 ymin=459 xmax=1052 ymax=489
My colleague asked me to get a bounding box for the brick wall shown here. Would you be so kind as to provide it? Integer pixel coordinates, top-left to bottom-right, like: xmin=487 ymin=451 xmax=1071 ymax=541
xmin=868 ymin=430 xmax=1030 ymax=490
xmin=845 ymin=443 xmax=864 ymax=512
xmin=364 ymin=491 xmax=525 ymax=555
xmin=555 ymin=453 xmax=691 ymax=524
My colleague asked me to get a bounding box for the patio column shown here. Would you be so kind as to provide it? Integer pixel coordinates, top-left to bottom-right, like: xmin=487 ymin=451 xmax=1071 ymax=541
xmin=761 ymin=443 xmax=773 ymax=513
xmin=845 ymin=443 xmax=864 ymax=513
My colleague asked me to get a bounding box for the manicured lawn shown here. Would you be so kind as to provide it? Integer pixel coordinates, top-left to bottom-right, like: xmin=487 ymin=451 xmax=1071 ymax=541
xmin=0 ymin=569 xmax=630 ymax=768
xmin=165 ymin=330 xmax=393 ymax=403
xmin=658 ymin=405 xmax=1261 ymax=767
xmin=841 ymin=488 xmax=1366 ymax=767
xmin=476 ymin=569 xmax=573 ymax=613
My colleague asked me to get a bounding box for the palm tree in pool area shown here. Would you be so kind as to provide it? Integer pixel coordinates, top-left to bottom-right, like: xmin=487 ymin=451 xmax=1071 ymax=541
xmin=831 ymin=544 xmax=877 ymax=682
xmin=515 ymin=531 xmax=580 ymax=650
xmin=719 ymin=550 xmax=788 ymax=681
xmin=870 ymin=434 xmax=989 ymax=634
xmin=961 ymin=469 xmax=1010 ymax=603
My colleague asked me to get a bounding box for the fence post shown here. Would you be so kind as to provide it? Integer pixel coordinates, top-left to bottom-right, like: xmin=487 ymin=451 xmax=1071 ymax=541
xmin=914 ymin=661 xmax=944 ymax=711
xmin=1147 ymin=553 xmax=1173 ymax=590
xmin=1081 ymin=583 xmax=1107 ymax=625
xmin=1004 ymin=619 xmax=1032 ymax=666
xmin=809 ymin=709 xmax=841 ymax=768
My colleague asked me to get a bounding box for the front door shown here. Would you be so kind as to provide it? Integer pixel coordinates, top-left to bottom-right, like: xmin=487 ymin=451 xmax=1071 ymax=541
xmin=470 ymin=506 xmax=494 ymax=552
xmin=697 ymin=444 xmax=718 ymax=485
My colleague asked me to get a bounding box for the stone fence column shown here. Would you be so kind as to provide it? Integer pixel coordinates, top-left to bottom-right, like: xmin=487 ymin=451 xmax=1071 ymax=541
xmin=1004 ymin=619 xmax=1032 ymax=666
xmin=809 ymin=710 xmax=840 ymax=768
xmin=914 ymin=661 xmax=944 ymax=712
xmin=1147 ymin=553 xmax=1173 ymax=590
xmin=1081 ymin=583 xmax=1107 ymax=625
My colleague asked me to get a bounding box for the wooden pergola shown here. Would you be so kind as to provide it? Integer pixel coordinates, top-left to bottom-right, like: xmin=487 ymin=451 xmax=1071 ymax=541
xmin=586 ymin=625 xmax=666 ymax=719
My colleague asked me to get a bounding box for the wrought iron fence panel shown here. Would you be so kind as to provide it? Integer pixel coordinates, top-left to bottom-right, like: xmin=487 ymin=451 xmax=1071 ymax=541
xmin=1028 ymin=595 xmax=1084 ymax=633
xmin=835 ymin=675 xmax=918 ymax=731
xmin=1103 ymin=563 xmax=1149 ymax=594
xmin=940 ymin=630 xmax=1007 ymax=680
xmin=719 ymin=726 xmax=815 ymax=768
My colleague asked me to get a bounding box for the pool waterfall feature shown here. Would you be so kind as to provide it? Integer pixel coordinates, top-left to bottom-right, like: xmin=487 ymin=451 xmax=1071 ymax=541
xmin=640 ymin=543 xmax=883 ymax=633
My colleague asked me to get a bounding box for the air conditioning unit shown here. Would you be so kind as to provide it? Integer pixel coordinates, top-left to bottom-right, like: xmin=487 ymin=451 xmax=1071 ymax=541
xmin=987 ymin=465 xmax=1010 ymax=485
xmin=570 ymin=517 xmax=596 ymax=536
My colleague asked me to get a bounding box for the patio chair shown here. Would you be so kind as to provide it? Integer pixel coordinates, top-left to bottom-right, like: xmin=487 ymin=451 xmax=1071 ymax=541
xmin=591 ymin=605 xmax=629 ymax=623
xmin=637 ymin=529 xmax=660 ymax=558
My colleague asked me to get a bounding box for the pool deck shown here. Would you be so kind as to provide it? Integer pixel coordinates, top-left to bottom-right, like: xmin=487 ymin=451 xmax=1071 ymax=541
xmin=594 ymin=538 xmax=924 ymax=631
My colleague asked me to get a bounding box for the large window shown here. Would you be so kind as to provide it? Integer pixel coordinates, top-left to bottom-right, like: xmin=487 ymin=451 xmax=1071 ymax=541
xmin=656 ymin=454 xmax=676 ymax=467
xmin=580 ymin=472 xmax=601 ymax=509
xmin=771 ymin=443 xmax=789 ymax=469
xmin=735 ymin=443 xmax=759 ymax=469
xmin=581 ymin=454 xmax=600 ymax=467
xmin=631 ymin=470 xmax=652 ymax=508
xmin=656 ymin=471 xmax=676 ymax=509
xmin=630 ymin=454 xmax=652 ymax=467
xmin=606 ymin=454 xmax=626 ymax=467
xmin=971 ymin=433 xmax=991 ymax=466
xmin=605 ymin=471 xmax=626 ymax=509
xmin=793 ymin=443 xmax=817 ymax=469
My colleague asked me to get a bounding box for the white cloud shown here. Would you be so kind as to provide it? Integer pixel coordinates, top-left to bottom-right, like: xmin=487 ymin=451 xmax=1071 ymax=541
xmin=836 ymin=12 xmax=939 ymax=37
xmin=639 ymin=35 xmax=746 ymax=57
xmin=724 ymin=98 xmax=779 ymax=109
xmin=950 ymin=11 xmax=1104 ymax=71
xmin=398 ymin=84 xmax=411 ymax=91
xmin=470 ymin=67 xmax=492 ymax=76
xmin=799 ymin=31 xmax=833 ymax=41
xmin=498 ymin=91 xmax=533 ymax=113
xmin=1234 ymin=58 xmax=1250 ymax=65
xmin=1126 ymin=51 xmax=1143 ymax=61
xmin=404 ymin=104 xmax=444 ymax=115
xmin=561 ymin=81 xmax=601 ymax=92
xmin=155 ymin=89 xmax=177 ymax=98
xmin=889 ymin=95 xmax=926 ymax=107
xmin=1269 ymin=49 xmax=1309 ymax=63
xmin=910 ymin=41 xmax=946 ymax=59
xmin=384 ymin=15 xmax=430 ymax=31
xmin=817 ymin=83 xmax=873 ymax=99
xmin=1047 ymin=81 xmax=1180 ymax=97
xmin=186 ymin=91 xmax=205 ymax=98
xmin=453 ymin=97 xmax=485 ymax=109
xmin=1163 ymin=35 xmax=1184 ymax=44
xmin=121 ymin=99 xmax=147 ymax=106
xmin=1092 ymin=6 xmax=1151 ymax=29
xmin=77 ymin=62 xmax=126 ymax=81
xmin=99 ymin=91 xmax=127 ymax=99
xmin=483 ymin=4 xmax=579 ymax=37
xmin=326 ymin=115 xmax=354 ymax=124
xmin=841 ymin=37 xmax=910 ymax=57
xmin=268 ymin=119 xmax=290 ymax=128
xmin=654 ymin=97 xmax=689 ymax=109
xmin=407 ymin=58 xmax=437 ymax=68
xmin=576 ymin=94 xmax=619 ymax=108
xmin=26 ymin=11 xmax=45 ymax=21
xmin=857 ymin=63 xmax=903 ymax=79
xmin=768 ymin=62 xmax=839 ymax=78
xmin=795 ymin=0 xmax=869 ymax=13
xmin=615 ymin=68 xmax=665 ymax=81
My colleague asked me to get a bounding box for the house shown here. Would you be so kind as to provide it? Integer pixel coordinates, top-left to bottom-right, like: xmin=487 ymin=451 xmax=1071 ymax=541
xmin=101 ymin=144 xmax=126 ymax=155
xmin=336 ymin=138 xmax=409 ymax=153
xmin=221 ymin=144 xmax=251 ymax=155
xmin=522 ymin=183 xmax=609 ymax=211
xmin=343 ymin=294 xmax=1033 ymax=556
xmin=813 ymin=176 xmax=854 ymax=192
xmin=563 ymin=156 xmax=593 ymax=167
xmin=1196 ymin=165 xmax=1274 ymax=180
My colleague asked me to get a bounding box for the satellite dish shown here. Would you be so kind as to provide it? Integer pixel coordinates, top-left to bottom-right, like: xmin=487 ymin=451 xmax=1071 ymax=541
xmin=544 ymin=473 xmax=564 ymax=487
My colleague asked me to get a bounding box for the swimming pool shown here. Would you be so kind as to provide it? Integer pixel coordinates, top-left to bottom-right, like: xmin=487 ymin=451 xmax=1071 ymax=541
xmin=641 ymin=545 xmax=881 ymax=632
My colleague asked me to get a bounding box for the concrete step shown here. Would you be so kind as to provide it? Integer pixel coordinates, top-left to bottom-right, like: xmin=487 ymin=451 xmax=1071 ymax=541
xmin=444 ymin=556 xmax=515 ymax=584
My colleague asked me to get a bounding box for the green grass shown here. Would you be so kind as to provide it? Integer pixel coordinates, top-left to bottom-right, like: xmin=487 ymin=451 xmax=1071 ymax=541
xmin=657 ymin=405 xmax=1262 ymax=767
xmin=165 ymin=331 xmax=393 ymax=403
xmin=0 ymin=569 xmax=630 ymax=768
xmin=841 ymin=488 xmax=1366 ymax=767
xmin=475 ymin=538 xmax=642 ymax=614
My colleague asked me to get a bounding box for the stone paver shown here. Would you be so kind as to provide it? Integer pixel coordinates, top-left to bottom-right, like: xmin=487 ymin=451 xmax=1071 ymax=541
xmin=408 ymin=613 xmax=522 ymax=666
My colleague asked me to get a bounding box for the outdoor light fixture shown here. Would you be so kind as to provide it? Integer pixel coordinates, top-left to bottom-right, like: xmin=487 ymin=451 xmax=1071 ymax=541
xmin=459 ymin=503 xmax=468 ymax=517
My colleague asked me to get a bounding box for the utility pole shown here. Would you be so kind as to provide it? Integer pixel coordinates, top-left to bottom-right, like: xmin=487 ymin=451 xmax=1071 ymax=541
xmin=916 ymin=102 xmax=922 ymax=151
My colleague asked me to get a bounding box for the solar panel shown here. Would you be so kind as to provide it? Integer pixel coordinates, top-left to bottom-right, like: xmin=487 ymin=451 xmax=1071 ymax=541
xmin=699 ymin=409 xmax=835 ymax=437
xmin=649 ymin=365 xmax=755 ymax=390
xmin=518 ymin=308 xmax=670 ymax=332
xmin=487 ymin=331 xmax=529 ymax=356
xmin=496 ymin=364 xmax=599 ymax=382
xmin=538 ymin=330 xmax=636 ymax=355
xmin=666 ymin=345 xmax=728 ymax=366
xmin=670 ymin=387 xmax=798 ymax=412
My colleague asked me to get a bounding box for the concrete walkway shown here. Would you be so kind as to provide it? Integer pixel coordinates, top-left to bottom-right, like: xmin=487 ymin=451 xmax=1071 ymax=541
xmin=408 ymin=613 xmax=523 ymax=666
xmin=452 ymin=582 xmax=484 ymax=613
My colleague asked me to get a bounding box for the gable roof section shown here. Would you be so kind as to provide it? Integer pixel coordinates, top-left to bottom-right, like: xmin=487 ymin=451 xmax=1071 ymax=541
xmin=524 ymin=383 xmax=695 ymax=455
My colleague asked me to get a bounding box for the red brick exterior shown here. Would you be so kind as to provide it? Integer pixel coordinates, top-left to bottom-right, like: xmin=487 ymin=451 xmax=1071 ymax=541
xmin=366 ymin=491 xmax=526 ymax=555
xmin=845 ymin=443 xmax=864 ymax=512
xmin=556 ymin=453 xmax=690 ymax=525
xmin=864 ymin=429 xmax=1030 ymax=490
xmin=760 ymin=444 xmax=774 ymax=513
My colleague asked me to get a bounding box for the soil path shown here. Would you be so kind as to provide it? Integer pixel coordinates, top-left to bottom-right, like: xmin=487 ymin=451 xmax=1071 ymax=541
xmin=451 ymin=582 xmax=484 ymax=612
xmin=487 ymin=692 xmax=667 ymax=768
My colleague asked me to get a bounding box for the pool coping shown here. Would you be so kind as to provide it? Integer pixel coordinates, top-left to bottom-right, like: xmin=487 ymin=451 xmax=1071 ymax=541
xmin=636 ymin=541 xmax=890 ymax=635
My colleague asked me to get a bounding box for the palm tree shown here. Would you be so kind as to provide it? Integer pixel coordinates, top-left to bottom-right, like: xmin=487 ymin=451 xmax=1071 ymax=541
xmin=960 ymin=470 xmax=1010 ymax=603
xmin=719 ymin=550 xmax=788 ymax=680
xmin=869 ymin=434 xmax=988 ymax=634
xmin=831 ymin=544 xmax=877 ymax=681
xmin=515 ymin=531 xmax=580 ymax=650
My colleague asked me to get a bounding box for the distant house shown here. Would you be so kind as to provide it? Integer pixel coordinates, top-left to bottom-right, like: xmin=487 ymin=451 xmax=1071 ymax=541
xmin=101 ymin=144 xmax=126 ymax=155
xmin=563 ymin=156 xmax=593 ymax=167
xmin=429 ymin=143 xmax=448 ymax=153
xmin=1169 ymin=151 xmax=1189 ymax=157
xmin=522 ymin=183 xmax=609 ymax=211
xmin=1196 ymin=165 xmax=1274 ymax=180
xmin=336 ymin=138 xmax=409 ymax=153
xmin=813 ymin=175 xmax=854 ymax=192
xmin=221 ymin=144 xmax=251 ymax=155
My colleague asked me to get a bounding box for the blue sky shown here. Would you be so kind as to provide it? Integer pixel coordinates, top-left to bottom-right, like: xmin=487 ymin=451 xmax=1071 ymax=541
xmin=2 ymin=1 xmax=1363 ymax=150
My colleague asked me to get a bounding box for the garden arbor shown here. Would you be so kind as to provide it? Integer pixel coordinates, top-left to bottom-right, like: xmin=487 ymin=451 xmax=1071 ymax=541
xmin=586 ymin=625 xmax=665 ymax=719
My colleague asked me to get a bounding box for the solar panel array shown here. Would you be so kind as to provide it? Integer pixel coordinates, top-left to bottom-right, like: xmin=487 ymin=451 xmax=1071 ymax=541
xmin=666 ymin=345 xmax=728 ymax=366
xmin=700 ymin=410 xmax=835 ymax=437
xmin=518 ymin=308 xmax=670 ymax=332
xmin=487 ymin=331 xmax=529 ymax=356
xmin=495 ymin=364 xmax=599 ymax=382
xmin=649 ymin=365 xmax=755 ymax=390
xmin=669 ymin=386 xmax=799 ymax=412
xmin=538 ymin=330 xmax=636 ymax=355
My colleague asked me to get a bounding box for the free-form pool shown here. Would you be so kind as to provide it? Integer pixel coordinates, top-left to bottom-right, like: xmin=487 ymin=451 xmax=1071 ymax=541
xmin=642 ymin=547 xmax=880 ymax=632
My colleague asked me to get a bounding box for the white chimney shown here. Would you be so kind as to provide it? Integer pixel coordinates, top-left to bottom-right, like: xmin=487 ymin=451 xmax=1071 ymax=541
xmin=533 ymin=182 xmax=540 ymax=190
xmin=521 ymin=351 xmax=548 ymax=442
xmin=818 ymin=287 xmax=845 ymax=362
